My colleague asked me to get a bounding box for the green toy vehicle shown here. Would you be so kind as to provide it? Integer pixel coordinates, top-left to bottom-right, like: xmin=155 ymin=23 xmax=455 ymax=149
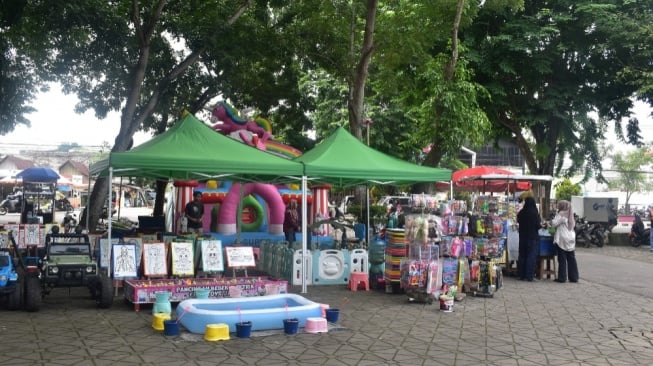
xmin=31 ymin=233 xmax=113 ymax=311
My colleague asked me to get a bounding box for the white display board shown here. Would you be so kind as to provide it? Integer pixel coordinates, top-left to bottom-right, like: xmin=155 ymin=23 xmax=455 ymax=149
xmin=225 ymin=246 xmax=255 ymax=268
xmin=201 ymin=239 xmax=224 ymax=272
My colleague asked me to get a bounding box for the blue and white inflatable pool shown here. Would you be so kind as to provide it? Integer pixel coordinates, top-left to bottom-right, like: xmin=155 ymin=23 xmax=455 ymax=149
xmin=176 ymin=293 xmax=324 ymax=333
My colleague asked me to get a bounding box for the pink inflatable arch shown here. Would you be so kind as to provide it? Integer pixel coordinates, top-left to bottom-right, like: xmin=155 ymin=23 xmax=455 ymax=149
xmin=217 ymin=182 xmax=285 ymax=235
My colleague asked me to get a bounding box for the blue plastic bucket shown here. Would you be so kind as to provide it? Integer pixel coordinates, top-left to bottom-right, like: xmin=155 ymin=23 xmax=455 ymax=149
xmin=236 ymin=322 xmax=252 ymax=338
xmin=163 ymin=320 xmax=180 ymax=336
xmin=325 ymin=309 xmax=340 ymax=323
xmin=283 ymin=319 xmax=299 ymax=335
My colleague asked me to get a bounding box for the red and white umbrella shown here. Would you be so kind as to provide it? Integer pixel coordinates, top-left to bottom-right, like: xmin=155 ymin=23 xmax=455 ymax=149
xmin=437 ymin=166 xmax=532 ymax=193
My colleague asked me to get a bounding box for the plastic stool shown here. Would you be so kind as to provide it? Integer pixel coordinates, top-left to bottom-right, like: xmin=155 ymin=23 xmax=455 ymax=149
xmin=204 ymin=323 xmax=230 ymax=341
xmin=305 ymin=317 xmax=328 ymax=333
xmin=152 ymin=291 xmax=172 ymax=315
xmin=320 ymin=303 xmax=330 ymax=318
xmin=152 ymin=313 xmax=171 ymax=331
xmin=348 ymin=272 xmax=370 ymax=291
xmin=537 ymin=256 xmax=557 ymax=280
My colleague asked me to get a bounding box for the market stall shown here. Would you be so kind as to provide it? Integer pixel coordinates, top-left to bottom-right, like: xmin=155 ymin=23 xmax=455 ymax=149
xmin=294 ymin=126 xmax=452 ymax=293
xmin=16 ymin=167 xmax=60 ymax=225
xmin=457 ymin=173 xmax=554 ymax=278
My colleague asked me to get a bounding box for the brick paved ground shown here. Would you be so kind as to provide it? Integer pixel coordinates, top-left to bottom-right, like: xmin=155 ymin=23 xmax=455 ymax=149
xmin=2 ymin=244 xmax=653 ymax=365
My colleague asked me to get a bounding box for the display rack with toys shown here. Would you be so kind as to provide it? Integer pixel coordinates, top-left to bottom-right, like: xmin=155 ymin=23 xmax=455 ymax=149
xmin=400 ymin=214 xmax=441 ymax=303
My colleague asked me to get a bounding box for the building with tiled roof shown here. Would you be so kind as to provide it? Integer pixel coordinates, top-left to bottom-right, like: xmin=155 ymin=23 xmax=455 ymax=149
xmin=59 ymin=159 xmax=90 ymax=186
xmin=0 ymin=155 xmax=35 ymax=179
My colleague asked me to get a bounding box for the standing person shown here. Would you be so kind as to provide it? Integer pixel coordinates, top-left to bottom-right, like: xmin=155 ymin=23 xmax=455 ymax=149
xmin=551 ymin=200 xmax=579 ymax=283
xmin=517 ymin=196 xmax=541 ymax=281
xmin=606 ymin=198 xmax=617 ymax=231
xmin=284 ymin=199 xmax=300 ymax=243
xmin=631 ymin=212 xmax=646 ymax=245
xmin=648 ymin=205 xmax=653 ymax=252
xmin=185 ymin=191 xmax=204 ymax=235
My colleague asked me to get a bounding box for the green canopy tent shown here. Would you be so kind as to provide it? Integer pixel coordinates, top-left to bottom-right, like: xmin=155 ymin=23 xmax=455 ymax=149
xmin=293 ymin=126 xmax=452 ymax=292
xmin=90 ymin=120 xmax=451 ymax=293
xmin=295 ymin=126 xmax=451 ymax=186
xmin=90 ymin=114 xmax=304 ymax=182
xmin=89 ymin=114 xmax=305 ymax=256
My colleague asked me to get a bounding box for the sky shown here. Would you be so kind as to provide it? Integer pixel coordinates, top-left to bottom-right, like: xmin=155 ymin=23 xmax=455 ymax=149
xmin=0 ymin=85 xmax=651 ymax=157
xmin=0 ymin=87 xmax=151 ymax=155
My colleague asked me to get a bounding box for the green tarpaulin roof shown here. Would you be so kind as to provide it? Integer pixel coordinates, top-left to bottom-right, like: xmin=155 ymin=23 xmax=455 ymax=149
xmin=89 ymin=114 xmax=303 ymax=182
xmin=91 ymin=117 xmax=451 ymax=187
xmin=295 ymin=126 xmax=451 ymax=186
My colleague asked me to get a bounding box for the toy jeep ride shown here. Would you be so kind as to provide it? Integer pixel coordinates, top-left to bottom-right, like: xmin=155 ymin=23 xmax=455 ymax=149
xmin=2 ymin=231 xmax=41 ymax=311
xmin=33 ymin=233 xmax=113 ymax=310
xmin=0 ymin=250 xmax=22 ymax=310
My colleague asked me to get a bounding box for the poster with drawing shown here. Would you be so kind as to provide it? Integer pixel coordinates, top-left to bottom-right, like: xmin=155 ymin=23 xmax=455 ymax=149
xmin=4 ymin=224 xmax=21 ymax=248
xmin=0 ymin=231 xmax=9 ymax=249
xmin=112 ymin=244 xmax=138 ymax=278
xmin=24 ymin=224 xmax=40 ymax=246
xmin=123 ymin=237 xmax=143 ymax=271
xmin=225 ymin=246 xmax=255 ymax=268
xmin=200 ymin=240 xmax=224 ymax=272
xmin=143 ymin=242 xmax=168 ymax=277
xmin=15 ymin=227 xmax=24 ymax=248
xmin=99 ymin=238 xmax=119 ymax=270
xmin=171 ymin=241 xmax=194 ymax=276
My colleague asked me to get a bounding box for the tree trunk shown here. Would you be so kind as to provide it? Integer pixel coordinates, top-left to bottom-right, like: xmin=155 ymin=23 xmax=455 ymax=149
xmin=413 ymin=0 xmax=464 ymax=195
xmin=347 ymin=0 xmax=377 ymax=140
xmin=83 ymin=1 xmax=252 ymax=230
xmin=152 ymin=179 xmax=168 ymax=217
xmin=345 ymin=0 xmax=377 ymax=213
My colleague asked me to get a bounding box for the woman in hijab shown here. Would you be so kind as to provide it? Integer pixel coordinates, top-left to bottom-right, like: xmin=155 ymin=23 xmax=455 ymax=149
xmin=551 ymin=200 xmax=578 ymax=283
xmin=517 ymin=196 xmax=541 ymax=281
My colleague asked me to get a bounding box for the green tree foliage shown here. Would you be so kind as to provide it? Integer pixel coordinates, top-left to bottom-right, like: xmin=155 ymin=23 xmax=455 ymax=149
xmin=607 ymin=147 xmax=653 ymax=211
xmin=464 ymin=0 xmax=653 ymax=204
xmin=13 ymin=0 xmax=261 ymax=229
xmin=0 ymin=0 xmax=38 ymax=133
xmin=57 ymin=143 xmax=81 ymax=152
xmin=5 ymin=0 xmax=653 ymax=228
xmin=370 ymin=1 xmax=493 ymax=167
xmin=554 ymin=178 xmax=582 ymax=201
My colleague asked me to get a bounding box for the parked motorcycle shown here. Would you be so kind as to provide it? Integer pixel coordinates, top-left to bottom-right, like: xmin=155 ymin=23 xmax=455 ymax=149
xmin=574 ymin=216 xmax=605 ymax=248
xmin=629 ymin=227 xmax=651 ymax=247
xmin=329 ymin=203 xmax=345 ymax=222
xmin=629 ymin=213 xmax=650 ymax=247
xmin=588 ymin=222 xmax=608 ymax=247
xmin=574 ymin=216 xmax=593 ymax=247
xmin=62 ymin=213 xmax=78 ymax=233
xmin=0 ymin=195 xmax=22 ymax=215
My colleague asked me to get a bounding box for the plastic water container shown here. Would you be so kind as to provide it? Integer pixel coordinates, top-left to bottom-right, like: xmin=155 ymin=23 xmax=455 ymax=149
xmin=368 ymin=239 xmax=386 ymax=265
xmin=539 ymin=236 xmax=555 ymax=256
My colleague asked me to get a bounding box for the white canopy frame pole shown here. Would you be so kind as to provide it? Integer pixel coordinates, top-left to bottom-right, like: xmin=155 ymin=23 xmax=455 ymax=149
xmin=301 ymin=175 xmax=308 ymax=294
xmin=167 ymin=181 xmax=175 ymax=233
xmin=366 ymin=185 xmax=370 ymax=244
xmin=108 ymin=167 xmax=113 ymax=254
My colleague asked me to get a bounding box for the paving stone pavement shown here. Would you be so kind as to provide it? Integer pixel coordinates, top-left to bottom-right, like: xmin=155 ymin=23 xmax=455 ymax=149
xmin=2 ymin=245 xmax=653 ymax=366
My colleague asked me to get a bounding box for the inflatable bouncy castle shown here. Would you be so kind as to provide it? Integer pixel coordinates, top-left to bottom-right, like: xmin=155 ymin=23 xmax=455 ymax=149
xmin=173 ymin=103 xmax=332 ymax=239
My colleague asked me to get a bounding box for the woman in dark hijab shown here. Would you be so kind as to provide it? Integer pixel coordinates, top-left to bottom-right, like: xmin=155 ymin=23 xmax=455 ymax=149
xmin=517 ymin=196 xmax=541 ymax=281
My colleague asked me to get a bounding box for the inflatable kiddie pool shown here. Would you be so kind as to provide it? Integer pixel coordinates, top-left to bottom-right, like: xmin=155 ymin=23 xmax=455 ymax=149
xmin=176 ymin=294 xmax=324 ymax=333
